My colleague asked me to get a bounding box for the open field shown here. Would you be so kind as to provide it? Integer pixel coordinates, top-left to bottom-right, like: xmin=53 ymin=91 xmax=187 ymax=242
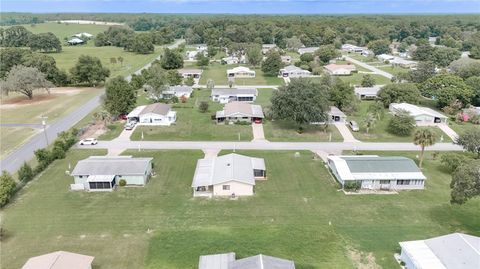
xmin=348 ymin=101 xmax=452 ymax=142
xmin=21 ymin=22 xmax=109 ymax=42
xmin=198 ymin=63 xmax=283 ymax=86
xmin=263 ymin=120 xmax=343 ymax=142
xmin=338 ymin=73 xmax=392 ymax=86
xmin=377 ymin=65 xmax=408 ymax=77
xmin=2 ymin=149 xmax=479 ymax=269
xmin=130 ymin=89 xmax=253 ymax=141
xmin=0 ymin=127 xmax=39 ymax=159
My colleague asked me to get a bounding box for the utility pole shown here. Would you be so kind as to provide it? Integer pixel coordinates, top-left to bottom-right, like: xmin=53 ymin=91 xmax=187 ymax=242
xmin=41 ymin=116 xmax=49 ymax=146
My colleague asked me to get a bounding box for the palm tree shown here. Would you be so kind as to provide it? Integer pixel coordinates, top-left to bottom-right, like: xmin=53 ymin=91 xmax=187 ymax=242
xmin=363 ymin=113 xmax=377 ymax=134
xmin=413 ymin=128 xmax=437 ymax=168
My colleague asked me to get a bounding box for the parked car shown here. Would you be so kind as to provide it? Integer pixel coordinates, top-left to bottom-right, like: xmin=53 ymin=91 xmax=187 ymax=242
xmin=124 ymin=122 xmax=135 ymax=130
xmin=79 ymin=138 xmax=98 ymax=145
xmin=254 ymin=118 xmax=263 ymax=124
xmin=348 ymin=121 xmax=359 ymax=132
xmin=119 ymin=114 xmax=128 ymax=120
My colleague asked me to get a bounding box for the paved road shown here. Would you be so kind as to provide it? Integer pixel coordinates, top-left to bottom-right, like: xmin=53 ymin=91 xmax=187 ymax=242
xmin=344 ymin=56 xmax=393 ymax=79
xmin=196 ymin=84 xmax=280 ymax=89
xmin=0 ymin=40 xmax=185 ymax=174
xmin=78 ymin=140 xmax=463 ymax=152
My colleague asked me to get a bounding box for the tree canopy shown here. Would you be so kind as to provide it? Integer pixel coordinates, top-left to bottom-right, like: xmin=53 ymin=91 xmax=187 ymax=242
xmin=261 ymin=51 xmax=283 ymax=76
xmin=378 ymin=83 xmax=422 ymax=107
xmin=102 ymin=76 xmax=136 ymax=116
xmin=1 ymin=65 xmax=53 ymax=99
xmin=70 ymin=55 xmax=110 ymax=86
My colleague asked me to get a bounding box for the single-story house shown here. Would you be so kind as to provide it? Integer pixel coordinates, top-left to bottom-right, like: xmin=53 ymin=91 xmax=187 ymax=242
xmin=70 ymin=156 xmax=153 ymax=191
xmin=191 ymin=153 xmax=266 ymax=197
xmin=298 ymin=47 xmax=319 ymax=55
xmin=127 ymin=103 xmax=177 ymax=126
xmin=390 ymin=57 xmax=418 ymax=69
xmin=324 ymin=64 xmax=357 ymax=76
xmin=199 ymin=253 xmax=295 ymax=269
xmin=211 ymin=88 xmax=258 ymax=104
xmin=222 ymin=56 xmax=246 ymax=65
xmin=215 ymin=102 xmax=264 ymax=124
xmin=67 ymin=37 xmax=85 ymax=45
xmin=161 ymin=85 xmax=193 ymax=99
xmin=186 ymin=50 xmax=200 ymax=61
xmin=262 ymin=44 xmax=277 ymax=54
xmin=399 ymin=233 xmax=479 ymax=269
xmin=281 ymin=55 xmax=292 ymax=64
xmin=279 ymin=65 xmax=311 ymax=78
xmin=327 ymin=155 xmax=426 ymax=190
xmin=227 ymin=66 xmax=256 ymax=78
xmin=22 ymin=251 xmax=94 ymax=269
xmin=428 ymin=36 xmax=438 ymax=46
xmin=195 ymin=44 xmax=208 ymax=51
xmin=341 ymin=44 xmax=368 ymax=53
xmin=389 ymin=103 xmax=448 ymax=125
xmin=178 ymin=68 xmax=203 ymax=79
xmin=329 ymin=106 xmax=347 ymax=123
xmin=354 ymin=85 xmax=383 ymax=100
xmin=377 ymin=54 xmax=396 ymax=62
xmin=74 ymin=32 xmax=93 ymax=38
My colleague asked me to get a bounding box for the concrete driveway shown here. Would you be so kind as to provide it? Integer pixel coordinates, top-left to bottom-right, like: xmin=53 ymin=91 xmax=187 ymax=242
xmin=438 ymin=124 xmax=459 ymax=141
xmin=333 ymin=123 xmax=359 ymax=143
xmin=251 ymin=123 xmax=267 ymax=141
xmin=114 ymin=124 xmax=136 ymax=141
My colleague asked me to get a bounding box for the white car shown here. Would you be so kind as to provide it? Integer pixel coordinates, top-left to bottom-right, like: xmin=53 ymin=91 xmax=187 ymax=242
xmin=79 ymin=138 xmax=98 ymax=145
xmin=348 ymin=121 xmax=360 ymax=132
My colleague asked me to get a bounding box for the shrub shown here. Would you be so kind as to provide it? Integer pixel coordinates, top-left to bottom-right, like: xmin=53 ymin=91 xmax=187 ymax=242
xmin=388 ymin=111 xmax=416 ymax=136
xmin=441 ymin=153 xmax=469 ymax=172
xmin=198 ymin=101 xmax=209 ymax=113
xmin=18 ymin=162 xmax=34 ymax=183
xmin=119 ymin=179 xmax=127 ymax=186
xmin=344 ymin=181 xmax=362 ymax=191
xmin=0 ymin=171 xmax=17 ymax=207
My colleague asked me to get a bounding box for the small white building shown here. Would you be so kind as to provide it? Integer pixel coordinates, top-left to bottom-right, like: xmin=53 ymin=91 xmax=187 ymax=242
xmin=178 ymin=68 xmax=203 ymax=79
xmin=211 ymin=88 xmax=258 ymax=104
xmin=186 ymin=50 xmax=200 ymax=61
xmin=298 ymin=47 xmax=319 ymax=55
xmin=191 ymin=153 xmax=267 ymax=198
xmin=215 ymin=102 xmax=264 ymax=124
xmin=70 ymin=156 xmax=153 ymax=192
xmin=223 ymin=56 xmax=246 ymax=65
xmin=354 ymin=85 xmax=383 ymax=100
xmin=67 ymin=37 xmax=85 ymax=45
xmin=127 ymin=103 xmax=177 ymax=126
xmin=327 ymin=155 xmax=426 ymax=190
xmin=161 ymin=85 xmax=193 ymax=99
xmin=389 ymin=103 xmax=448 ymax=125
xmin=74 ymin=32 xmax=93 ymax=38
xmin=399 ymin=233 xmax=480 ymax=269
xmin=279 ymin=65 xmax=311 ymax=78
xmin=22 ymin=251 xmax=94 ymax=269
xmin=199 ymin=253 xmax=295 ymax=269
xmin=262 ymin=44 xmax=277 ymax=54
xmin=324 ymin=64 xmax=357 ymax=76
xmin=341 ymin=44 xmax=369 ymax=54
xmin=281 ymin=55 xmax=292 ymax=64
xmin=227 ymin=66 xmax=256 ymax=78
xmin=377 ymin=54 xmax=396 ymax=62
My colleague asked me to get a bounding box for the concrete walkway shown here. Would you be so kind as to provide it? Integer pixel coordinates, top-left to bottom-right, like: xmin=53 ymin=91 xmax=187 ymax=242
xmin=333 ymin=123 xmax=359 ymax=143
xmin=438 ymin=124 xmax=459 ymax=141
xmin=114 ymin=124 xmax=136 ymax=141
xmin=202 ymin=149 xmax=221 ymax=158
xmin=283 ymin=77 xmax=291 ymax=84
xmin=344 ymin=56 xmax=393 ymax=79
xmin=251 ymin=123 xmax=267 ymax=142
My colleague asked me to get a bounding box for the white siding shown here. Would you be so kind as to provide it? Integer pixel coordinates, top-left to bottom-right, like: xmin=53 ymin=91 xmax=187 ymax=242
xmin=213 ymin=181 xmax=254 ymax=196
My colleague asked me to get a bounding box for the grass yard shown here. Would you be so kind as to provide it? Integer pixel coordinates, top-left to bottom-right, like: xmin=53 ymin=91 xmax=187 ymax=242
xmin=2 ymin=149 xmax=479 ymax=269
xmin=48 ymin=45 xmax=163 ymax=78
xmin=377 ymin=65 xmax=408 ymax=77
xmin=338 ymin=73 xmax=392 ymax=86
xmin=1 ymin=87 xmax=103 ymax=124
xmin=336 ymin=60 xmax=371 ymax=72
xmin=198 ymin=63 xmax=283 ymax=86
xmin=130 ymin=89 xmax=253 ymax=141
xmin=254 ymin=88 xmax=274 ymax=106
xmin=348 ymin=101 xmax=453 ymax=142
xmin=0 ymin=127 xmax=39 ymax=159
xmin=21 ymin=22 xmax=109 ymax=43
xmin=263 ymin=120 xmax=343 ymax=142
xmin=448 ymin=121 xmax=480 ymax=135
xmin=343 ymin=53 xmax=376 ymax=63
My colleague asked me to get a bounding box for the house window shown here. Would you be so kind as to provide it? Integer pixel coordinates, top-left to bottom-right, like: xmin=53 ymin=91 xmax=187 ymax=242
xmin=397 ymin=180 xmax=410 ymax=185
xmin=380 ymin=180 xmax=390 ymax=184
xmin=222 ymin=185 xmax=230 ymax=190
xmin=254 ymin=169 xmax=265 ymax=177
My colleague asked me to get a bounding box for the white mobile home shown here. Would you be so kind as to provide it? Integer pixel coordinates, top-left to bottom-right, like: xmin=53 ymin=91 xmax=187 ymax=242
xmin=327 ymin=155 xmax=426 ymax=190
xmin=70 ymin=156 xmax=153 ymax=191
xmin=389 ymin=103 xmax=448 ymax=125
xmin=161 ymin=85 xmax=193 ymax=99
xmin=178 ymin=68 xmax=203 ymax=79
xmin=354 ymin=85 xmax=383 ymax=100
xmin=279 ymin=65 xmax=311 ymax=78
xmin=199 ymin=253 xmax=295 ymax=269
xmin=399 ymin=233 xmax=480 ymax=269
xmin=215 ymin=102 xmax=264 ymax=124
xmin=227 ymin=66 xmax=256 ymax=78
xmin=192 ymin=153 xmax=266 ymax=198
xmin=324 ymin=64 xmax=357 ymax=75
xmin=127 ymin=103 xmax=177 ymax=126
xmin=211 ymin=88 xmax=258 ymax=104
xmin=298 ymin=47 xmax=319 ymax=55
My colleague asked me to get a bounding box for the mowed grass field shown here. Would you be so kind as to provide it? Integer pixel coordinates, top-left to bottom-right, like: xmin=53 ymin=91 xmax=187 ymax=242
xmin=348 ymin=101 xmax=452 ymax=142
xmin=21 ymin=22 xmax=109 ymax=42
xmin=1 ymin=149 xmax=479 ymax=269
xmin=130 ymin=89 xmax=254 ymax=141
xmin=198 ymin=63 xmax=284 ymax=86
xmin=0 ymin=127 xmax=39 ymax=159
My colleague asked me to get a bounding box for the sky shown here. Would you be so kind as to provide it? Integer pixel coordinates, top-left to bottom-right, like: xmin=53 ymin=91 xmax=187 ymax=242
xmin=1 ymin=0 xmax=480 ymax=14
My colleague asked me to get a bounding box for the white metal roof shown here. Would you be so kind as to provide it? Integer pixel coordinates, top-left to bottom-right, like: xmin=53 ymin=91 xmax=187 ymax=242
xmin=390 ymin=103 xmax=447 ymax=119
xmin=71 ymin=156 xmax=152 ymax=176
xmin=354 ymin=85 xmax=383 ymax=96
xmin=127 ymin=105 xmax=146 ymax=118
xmin=22 ymin=251 xmax=94 ymax=269
xmin=227 ymin=66 xmax=255 ymax=73
xmin=212 ymin=88 xmax=258 ymax=96
xmin=199 ymin=253 xmax=236 ymax=269
xmin=400 ymin=240 xmax=447 ymax=269
xmin=192 ymin=154 xmax=265 ymax=187
xmin=87 ymin=175 xmax=115 ymax=182
xmin=230 ymin=254 xmax=296 ymax=269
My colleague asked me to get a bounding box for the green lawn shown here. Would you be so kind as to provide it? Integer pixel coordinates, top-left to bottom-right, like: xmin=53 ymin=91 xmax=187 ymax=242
xmin=343 ymin=53 xmax=377 ymax=63
xmin=263 ymin=120 xmax=343 ymax=142
xmin=130 ymin=90 xmax=253 ymax=141
xmin=97 ymin=121 xmax=125 ymax=140
xmin=349 ymin=101 xmax=452 ymax=142
xmin=21 ymin=22 xmax=109 ymax=42
xmin=2 ymin=149 xmax=479 ymax=269
xmin=447 ymin=121 xmax=480 ymax=136
xmin=0 ymin=127 xmax=38 ymax=159
xmin=338 ymin=73 xmax=392 ymax=86
xmin=377 ymin=65 xmax=408 ymax=77
xmin=199 ymin=63 xmax=283 ymax=86
xmin=254 ymin=88 xmax=274 ymax=106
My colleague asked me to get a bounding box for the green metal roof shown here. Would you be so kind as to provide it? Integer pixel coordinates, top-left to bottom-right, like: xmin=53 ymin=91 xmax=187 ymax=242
xmin=341 ymin=156 xmax=421 ymax=173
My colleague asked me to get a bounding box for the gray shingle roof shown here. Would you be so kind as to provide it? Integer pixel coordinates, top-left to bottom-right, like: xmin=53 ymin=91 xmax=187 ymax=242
xmin=341 ymin=156 xmax=421 ymax=173
xmin=221 ymin=102 xmax=264 ymax=118
xmin=230 ymin=254 xmax=295 ymax=269
xmin=71 ymin=156 xmax=152 ymax=176
xmin=140 ymin=103 xmax=171 ymax=116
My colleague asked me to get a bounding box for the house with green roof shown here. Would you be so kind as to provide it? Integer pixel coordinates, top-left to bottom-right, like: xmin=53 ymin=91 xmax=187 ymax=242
xmin=327 ymin=155 xmax=426 ymax=190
